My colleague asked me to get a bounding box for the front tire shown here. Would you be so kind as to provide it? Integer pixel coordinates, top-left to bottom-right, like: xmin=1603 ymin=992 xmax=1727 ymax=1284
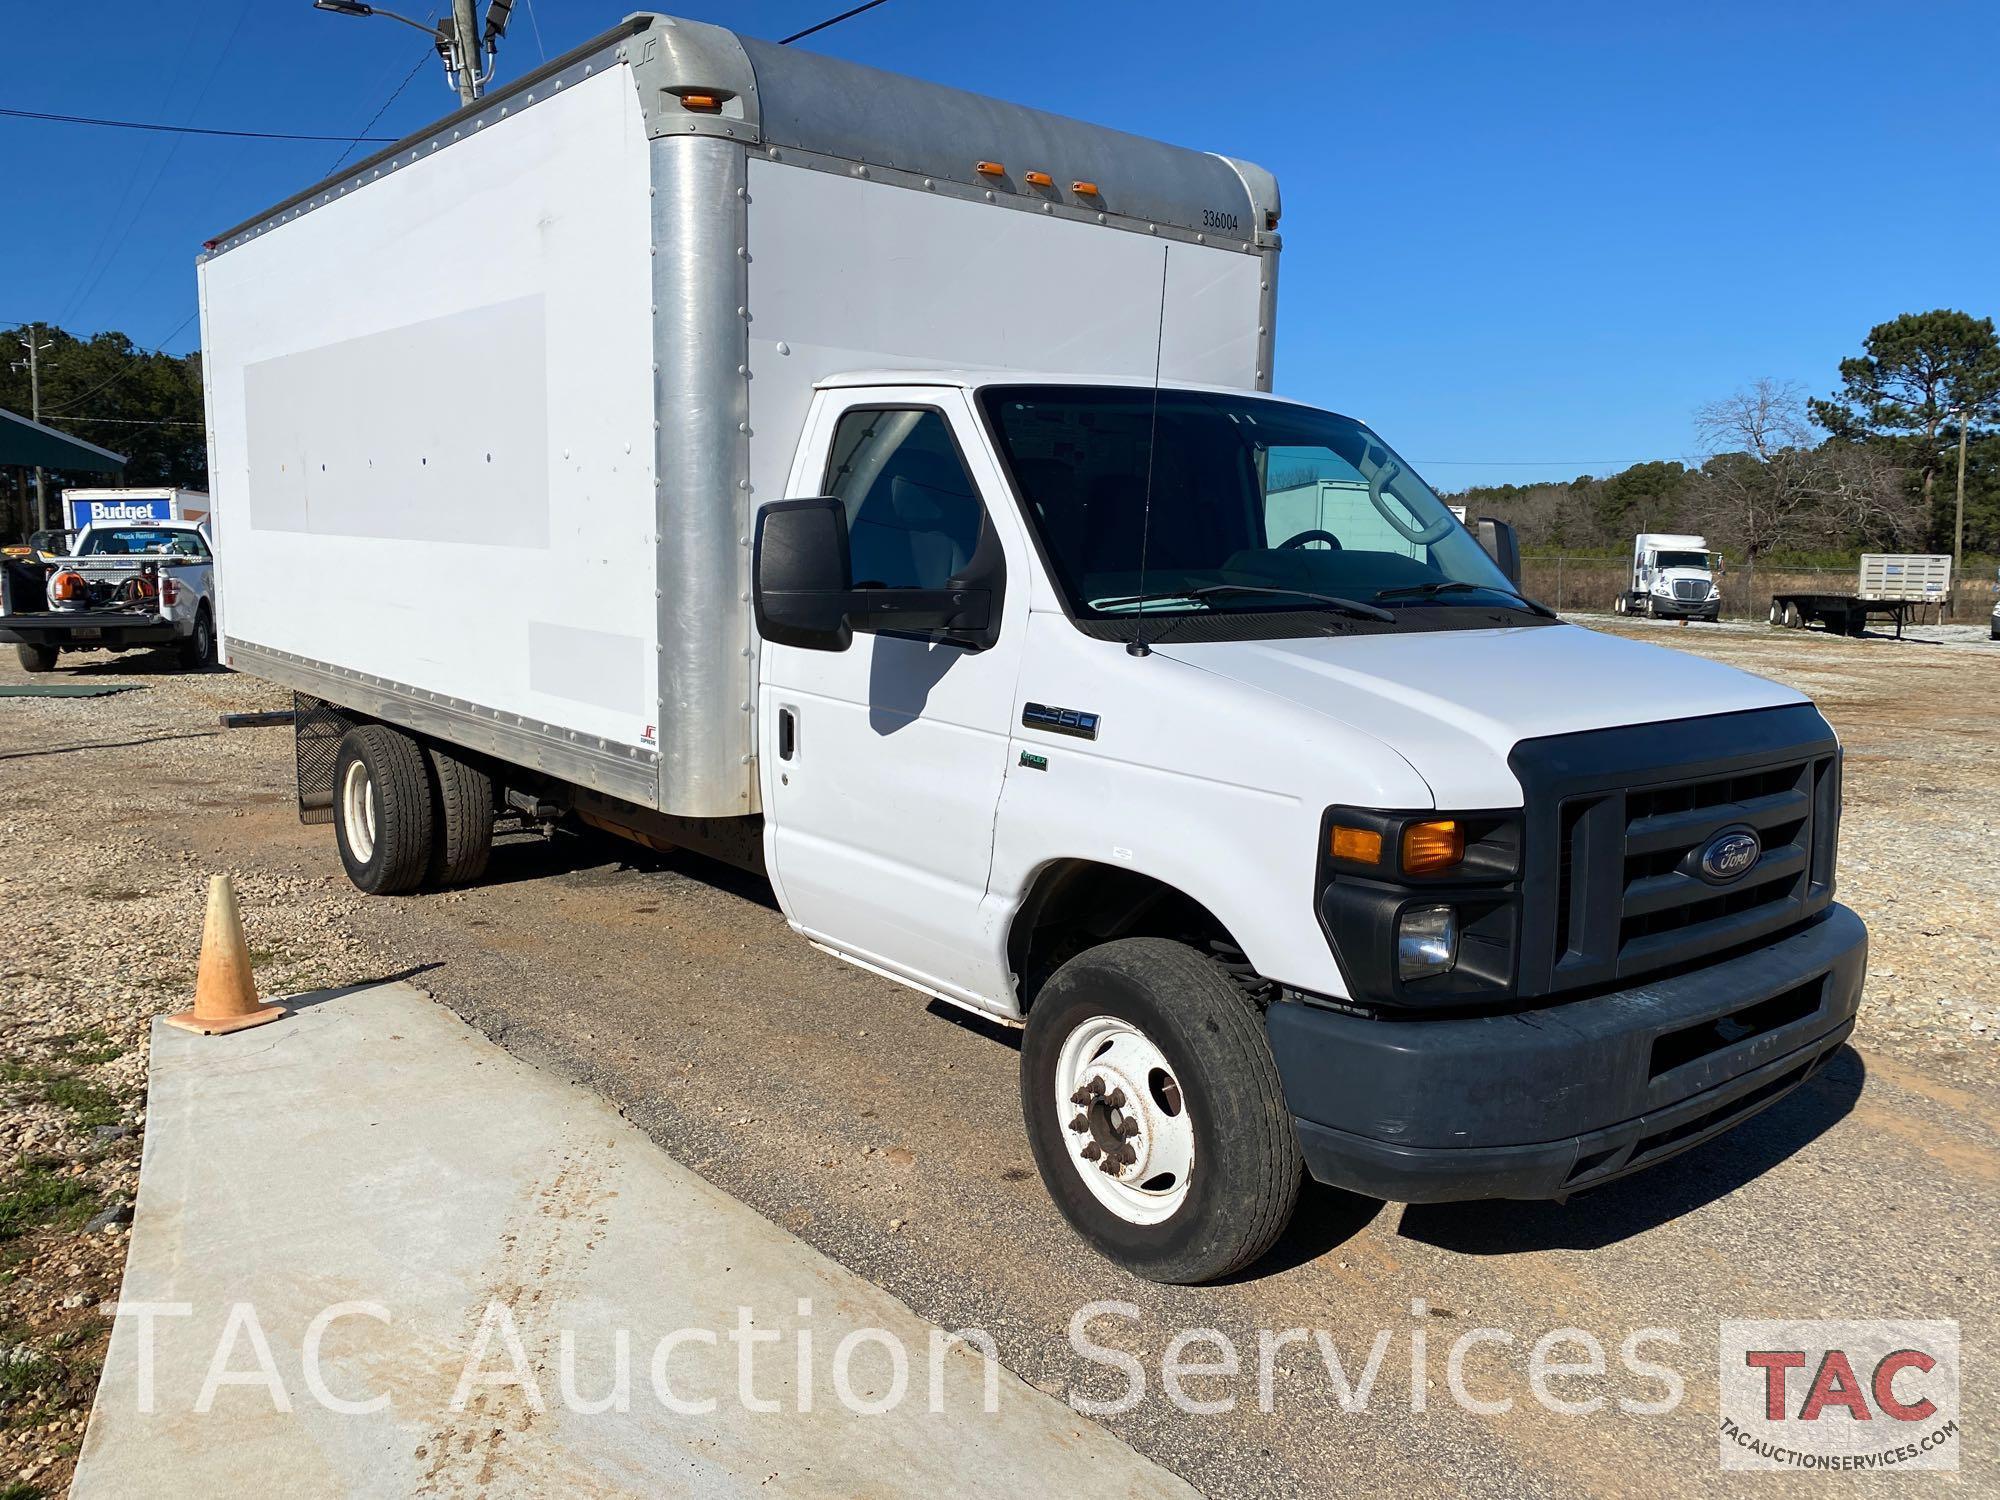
xmin=334 ymin=725 xmax=434 ymax=894
xmin=16 ymin=642 xmax=58 ymax=673
xmin=1021 ymin=938 xmax=1302 ymax=1284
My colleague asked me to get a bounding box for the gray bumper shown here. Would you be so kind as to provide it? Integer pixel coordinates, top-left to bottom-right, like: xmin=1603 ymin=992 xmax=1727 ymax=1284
xmin=1267 ymin=904 xmax=1867 ymax=1202
xmin=0 ymin=610 xmax=180 ymax=648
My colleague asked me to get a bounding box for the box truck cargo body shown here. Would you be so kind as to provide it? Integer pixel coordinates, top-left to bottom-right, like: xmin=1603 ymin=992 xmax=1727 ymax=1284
xmin=202 ymin=12 xmax=1866 ymax=1285
xmin=200 ymin=13 xmax=1276 ymax=820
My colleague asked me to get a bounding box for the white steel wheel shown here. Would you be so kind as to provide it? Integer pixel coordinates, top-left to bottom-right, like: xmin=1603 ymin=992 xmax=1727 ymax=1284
xmin=1053 ymin=1015 xmax=1195 ymax=1225
xmin=341 ymin=759 xmax=378 ymax=864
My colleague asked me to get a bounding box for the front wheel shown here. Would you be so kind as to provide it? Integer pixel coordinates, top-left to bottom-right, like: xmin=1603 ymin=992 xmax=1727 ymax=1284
xmin=1021 ymin=938 xmax=1302 ymax=1284
xmin=16 ymin=642 xmax=58 ymax=673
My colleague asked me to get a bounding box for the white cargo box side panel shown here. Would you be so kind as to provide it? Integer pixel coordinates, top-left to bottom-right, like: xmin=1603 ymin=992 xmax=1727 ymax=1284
xmin=201 ymin=66 xmax=659 ymax=760
xmin=742 ymin=160 xmax=1266 ymax=502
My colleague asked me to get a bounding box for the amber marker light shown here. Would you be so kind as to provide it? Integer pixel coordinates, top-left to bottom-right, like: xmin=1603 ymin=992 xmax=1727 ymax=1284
xmin=1401 ymin=819 xmax=1465 ymax=875
xmin=1329 ymin=825 xmax=1383 ymax=865
xmin=975 ymin=160 xmax=1006 ymax=177
xmin=1024 ymin=170 xmax=1054 ymax=188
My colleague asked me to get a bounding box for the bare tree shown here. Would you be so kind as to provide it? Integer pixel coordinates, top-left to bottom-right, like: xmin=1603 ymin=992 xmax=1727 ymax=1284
xmin=1686 ymin=380 xmax=1913 ymax=593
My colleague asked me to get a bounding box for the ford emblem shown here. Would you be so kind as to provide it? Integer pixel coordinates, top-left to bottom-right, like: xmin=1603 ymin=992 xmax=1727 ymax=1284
xmin=1698 ymin=828 xmax=1761 ymax=884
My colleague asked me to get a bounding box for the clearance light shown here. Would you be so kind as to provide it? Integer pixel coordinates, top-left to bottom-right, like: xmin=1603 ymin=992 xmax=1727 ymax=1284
xmin=1024 ymin=170 xmax=1053 ymax=188
xmin=679 ymin=93 xmax=721 ymax=111
xmin=1329 ymin=825 xmax=1383 ymax=865
xmin=1072 ymin=180 xmax=1101 ymax=196
xmin=975 ymin=160 xmax=1006 ymax=177
xmin=1401 ymin=819 xmax=1464 ymax=875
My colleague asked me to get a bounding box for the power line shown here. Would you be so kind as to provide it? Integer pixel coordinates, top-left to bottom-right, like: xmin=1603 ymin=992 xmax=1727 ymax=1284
xmin=327 ymin=48 xmax=434 ymax=176
xmin=0 ymin=105 xmax=396 ymax=145
xmin=781 ymin=0 xmax=890 ymax=46
xmin=38 ymin=311 xmax=200 ymax=420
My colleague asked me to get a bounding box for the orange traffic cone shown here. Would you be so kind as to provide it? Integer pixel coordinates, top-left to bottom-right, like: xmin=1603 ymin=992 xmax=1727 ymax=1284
xmin=166 ymin=875 xmax=285 ymax=1036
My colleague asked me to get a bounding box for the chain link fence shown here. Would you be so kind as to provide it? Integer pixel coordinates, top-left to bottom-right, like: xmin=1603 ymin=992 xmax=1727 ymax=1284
xmin=1522 ymin=557 xmax=1997 ymax=621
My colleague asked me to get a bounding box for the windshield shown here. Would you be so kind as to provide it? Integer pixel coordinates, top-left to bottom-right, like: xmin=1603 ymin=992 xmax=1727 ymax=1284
xmin=980 ymin=386 xmax=1526 ymax=628
xmin=1653 ymin=551 xmax=1710 ymax=571
xmin=79 ymin=527 xmax=205 ymax=558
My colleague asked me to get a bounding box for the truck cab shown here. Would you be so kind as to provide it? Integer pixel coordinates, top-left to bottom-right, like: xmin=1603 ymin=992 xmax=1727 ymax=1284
xmin=748 ymin=372 xmax=1862 ymax=1280
xmin=1618 ymin=532 xmax=1720 ymax=620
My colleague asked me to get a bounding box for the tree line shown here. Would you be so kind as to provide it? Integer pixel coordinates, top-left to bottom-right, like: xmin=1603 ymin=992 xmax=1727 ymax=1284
xmin=1449 ymin=310 xmax=2000 ymax=566
xmin=1 ymin=325 xmax=205 ymax=536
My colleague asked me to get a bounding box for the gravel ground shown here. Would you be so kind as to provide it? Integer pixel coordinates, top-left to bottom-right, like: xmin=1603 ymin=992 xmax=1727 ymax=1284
xmin=0 ymin=619 xmax=1994 ymax=1497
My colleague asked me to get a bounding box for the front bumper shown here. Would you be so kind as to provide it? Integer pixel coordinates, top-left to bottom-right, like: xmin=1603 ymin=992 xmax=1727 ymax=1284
xmin=1646 ymin=593 xmax=1719 ymax=618
xmin=1267 ymin=904 xmax=1866 ymax=1202
xmin=0 ymin=610 xmax=180 ymax=649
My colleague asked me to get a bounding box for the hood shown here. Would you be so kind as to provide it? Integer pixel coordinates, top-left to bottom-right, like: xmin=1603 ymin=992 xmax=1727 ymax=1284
xmin=1154 ymin=622 xmax=1806 ymax=807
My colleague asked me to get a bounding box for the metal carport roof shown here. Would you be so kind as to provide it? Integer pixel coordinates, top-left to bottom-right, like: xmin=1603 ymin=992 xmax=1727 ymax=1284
xmin=0 ymin=406 xmax=126 ymax=472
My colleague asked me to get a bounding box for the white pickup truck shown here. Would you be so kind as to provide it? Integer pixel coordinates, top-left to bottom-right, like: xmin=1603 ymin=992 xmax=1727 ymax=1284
xmin=0 ymin=517 xmax=219 ymax=672
xmin=200 ymin=12 xmax=1867 ymax=1283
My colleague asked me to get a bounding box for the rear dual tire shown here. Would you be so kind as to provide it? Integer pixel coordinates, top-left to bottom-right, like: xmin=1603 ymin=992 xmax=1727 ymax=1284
xmin=334 ymin=726 xmax=493 ymax=894
xmin=1021 ymin=937 xmax=1302 ymax=1284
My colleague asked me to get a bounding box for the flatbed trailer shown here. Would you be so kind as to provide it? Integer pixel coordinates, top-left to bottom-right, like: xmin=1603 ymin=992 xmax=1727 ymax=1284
xmin=1767 ymin=593 xmax=1916 ymax=638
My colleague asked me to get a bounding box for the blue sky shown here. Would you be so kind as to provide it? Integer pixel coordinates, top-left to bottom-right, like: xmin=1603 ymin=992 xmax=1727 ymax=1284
xmin=4 ymin=1 xmax=1994 ymax=489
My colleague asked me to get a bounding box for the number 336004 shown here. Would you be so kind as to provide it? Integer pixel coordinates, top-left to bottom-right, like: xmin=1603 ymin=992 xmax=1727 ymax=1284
xmin=1201 ymin=208 xmax=1240 ymax=231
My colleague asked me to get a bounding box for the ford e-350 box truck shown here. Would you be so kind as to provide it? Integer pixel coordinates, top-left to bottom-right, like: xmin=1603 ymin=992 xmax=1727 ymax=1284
xmin=200 ymin=11 xmax=1865 ymax=1283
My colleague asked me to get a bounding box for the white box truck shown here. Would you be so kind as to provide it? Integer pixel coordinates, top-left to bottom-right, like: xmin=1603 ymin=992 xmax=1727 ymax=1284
xmin=1614 ymin=532 xmax=1720 ymax=620
xmin=200 ymin=12 xmax=1866 ymax=1283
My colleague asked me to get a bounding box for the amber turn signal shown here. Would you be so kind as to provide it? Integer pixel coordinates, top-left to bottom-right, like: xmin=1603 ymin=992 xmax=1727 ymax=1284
xmin=1329 ymin=825 xmax=1383 ymax=865
xmin=679 ymin=93 xmax=721 ymax=111
xmin=1401 ymin=819 xmax=1464 ymax=875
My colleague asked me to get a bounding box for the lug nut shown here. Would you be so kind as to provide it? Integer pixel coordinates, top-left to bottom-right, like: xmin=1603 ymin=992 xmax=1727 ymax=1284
xmin=1098 ymin=1157 xmax=1122 ymax=1175
xmin=1080 ymin=1142 xmax=1101 ymax=1161
xmin=1118 ymin=1143 xmax=1137 ymax=1165
xmin=1104 ymin=1088 xmax=1126 ymax=1109
xmin=1067 ymin=1113 xmax=1088 ymax=1133
xmin=1117 ymin=1118 xmax=1140 ymax=1138
xmin=1069 ymin=1086 xmax=1094 ymax=1106
xmin=1087 ymin=1076 xmax=1106 ymax=1097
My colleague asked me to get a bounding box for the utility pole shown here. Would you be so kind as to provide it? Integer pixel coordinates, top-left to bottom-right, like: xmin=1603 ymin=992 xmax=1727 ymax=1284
xmin=1953 ymin=406 xmax=1969 ymax=581
xmin=313 ymin=1 xmax=511 ymax=106
xmin=12 ymin=324 xmax=53 ymax=532
xmin=449 ymin=0 xmax=482 ymax=106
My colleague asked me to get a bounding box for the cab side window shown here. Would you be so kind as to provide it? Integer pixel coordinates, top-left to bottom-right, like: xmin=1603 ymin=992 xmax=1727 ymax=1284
xmin=823 ymin=409 xmax=987 ymax=590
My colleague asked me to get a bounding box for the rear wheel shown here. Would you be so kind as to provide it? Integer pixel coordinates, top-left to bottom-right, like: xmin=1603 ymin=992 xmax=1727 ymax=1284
xmin=425 ymin=746 xmax=494 ymax=887
xmin=1021 ymin=937 xmax=1302 ymax=1284
xmin=1782 ymin=602 xmax=1803 ymax=629
xmin=1612 ymin=594 xmax=1628 ymax=614
xmin=177 ymin=605 xmax=215 ymax=670
xmin=16 ymin=642 xmax=57 ymax=673
xmin=334 ymin=725 xmax=434 ymax=894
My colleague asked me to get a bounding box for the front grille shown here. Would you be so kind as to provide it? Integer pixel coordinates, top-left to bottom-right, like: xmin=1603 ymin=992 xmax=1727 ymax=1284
xmin=1671 ymin=579 xmax=1707 ymax=602
xmin=1512 ymin=706 xmax=1840 ymax=998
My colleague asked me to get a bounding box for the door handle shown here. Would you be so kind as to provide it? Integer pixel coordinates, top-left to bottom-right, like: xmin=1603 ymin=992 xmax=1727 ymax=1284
xmin=777 ymin=706 xmax=796 ymax=761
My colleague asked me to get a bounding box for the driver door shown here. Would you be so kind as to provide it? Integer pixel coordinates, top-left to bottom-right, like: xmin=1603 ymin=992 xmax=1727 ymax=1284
xmin=760 ymin=389 xmax=1028 ymax=1008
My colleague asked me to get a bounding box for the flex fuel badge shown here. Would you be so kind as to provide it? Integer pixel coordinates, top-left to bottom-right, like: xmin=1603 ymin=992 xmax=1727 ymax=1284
xmin=1019 ymin=751 xmax=1049 ymax=772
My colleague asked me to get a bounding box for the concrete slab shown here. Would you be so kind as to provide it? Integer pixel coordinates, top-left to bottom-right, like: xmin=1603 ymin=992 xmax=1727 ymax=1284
xmin=73 ymin=983 xmax=1196 ymax=1499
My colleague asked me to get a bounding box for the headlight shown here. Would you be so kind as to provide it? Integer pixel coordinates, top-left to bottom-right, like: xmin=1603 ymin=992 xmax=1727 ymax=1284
xmin=1397 ymin=905 xmax=1457 ymax=979
xmin=1708 ymin=586 xmax=1721 ymax=599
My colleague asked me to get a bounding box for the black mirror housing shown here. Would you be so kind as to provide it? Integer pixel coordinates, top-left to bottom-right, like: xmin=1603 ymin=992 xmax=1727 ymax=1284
xmin=754 ymin=498 xmax=855 ymax=652
xmin=1474 ymin=517 xmax=1522 ymax=589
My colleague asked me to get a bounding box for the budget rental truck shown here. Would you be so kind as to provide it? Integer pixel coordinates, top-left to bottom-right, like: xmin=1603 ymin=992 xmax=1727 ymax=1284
xmin=200 ymin=12 xmax=1866 ymax=1284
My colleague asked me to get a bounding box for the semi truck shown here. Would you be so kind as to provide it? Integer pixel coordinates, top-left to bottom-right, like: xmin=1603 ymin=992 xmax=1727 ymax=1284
xmin=1613 ymin=533 xmax=1720 ymax=620
xmin=200 ymin=12 xmax=1867 ymax=1284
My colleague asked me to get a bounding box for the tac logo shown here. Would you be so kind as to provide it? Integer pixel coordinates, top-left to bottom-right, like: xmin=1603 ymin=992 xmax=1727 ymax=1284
xmin=1719 ymin=1319 xmax=1959 ymax=1471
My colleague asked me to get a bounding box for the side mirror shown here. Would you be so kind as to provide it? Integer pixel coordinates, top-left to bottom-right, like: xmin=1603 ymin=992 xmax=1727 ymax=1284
xmin=752 ymin=497 xmax=1000 ymax=653
xmin=753 ymin=498 xmax=855 ymax=652
xmin=1474 ymin=517 xmax=1522 ymax=588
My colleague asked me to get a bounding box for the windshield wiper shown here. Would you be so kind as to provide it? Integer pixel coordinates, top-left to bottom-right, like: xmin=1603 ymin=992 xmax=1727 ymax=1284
xmin=1091 ymin=584 xmax=1396 ymax=623
xmin=1372 ymin=580 xmax=1558 ymax=619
